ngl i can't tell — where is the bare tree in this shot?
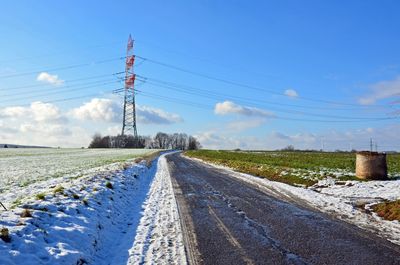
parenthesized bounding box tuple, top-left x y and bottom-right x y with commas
(89, 134, 109, 148)
(188, 136, 201, 150)
(154, 132, 170, 149)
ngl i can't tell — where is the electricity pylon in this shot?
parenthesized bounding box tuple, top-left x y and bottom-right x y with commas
(121, 34, 137, 137)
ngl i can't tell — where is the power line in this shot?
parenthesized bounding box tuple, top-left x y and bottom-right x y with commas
(0, 42, 396, 124)
(0, 72, 121, 91)
(137, 75, 391, 112)
(0, 78, 118, 98)
(0, 40, 123, 63)
(137, 90, 212, 109)
(136, 55, 388, 109)
(0, 80, 119, 104)
(135, 90, 396, 123)
(135, 76, 395, 121)
(138, 75, 346, 110)
(0, 56, 126, 79)
(1, 92, 109, 108)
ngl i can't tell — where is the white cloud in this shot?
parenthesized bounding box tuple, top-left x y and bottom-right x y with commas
(70, 98, 121, 122)
(284, 89, 298, 98)
(20, 123, 71, 137)
(214, 101, 274, 118)
(0, 101, 65, 122)
(37, 72, 64, 86)
(70, 98, 183, 125)
(31, 102, 66, 122)
(0, 97, 184, 147)
(106, 125, 121, 135)
(194, 131, 243, 150)
(0, 102, 79, 147)
(0, 121, 18, 135)
(0, 106, 28, 118)
(359, 76, 400, 105)
(137, 106, 183, 124)
(226, 119, 265, 131)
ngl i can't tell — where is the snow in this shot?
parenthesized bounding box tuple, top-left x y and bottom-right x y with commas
(127, 155, 186, 265)
(188, 156, 400, 246)
(0, 151, 186, 264)
(0, 148, 156, 208)
(312, 178, 400, 201)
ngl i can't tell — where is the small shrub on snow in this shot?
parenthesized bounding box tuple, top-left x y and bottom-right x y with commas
(16, 221, 25, 226)
(105, 182, 113, 189)
(72, 194, 79, 199)
(35, 193, 46, 200)
(53, 186, 64, 194)
(0, 227, 11, 242)
(20, 208, 32, 218)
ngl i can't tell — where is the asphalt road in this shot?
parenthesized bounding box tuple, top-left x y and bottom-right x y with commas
(166, 153, 400, 265)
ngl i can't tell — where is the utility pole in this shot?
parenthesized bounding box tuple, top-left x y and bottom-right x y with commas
(320, 137, 324, 152)
(370, 138, 373, 152)
(121, 34, 138, 137)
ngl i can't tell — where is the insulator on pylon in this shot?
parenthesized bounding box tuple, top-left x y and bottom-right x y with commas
(127, 34, 134, 51)
(126, 55, 135, 69)
(125, 74, 136, 87)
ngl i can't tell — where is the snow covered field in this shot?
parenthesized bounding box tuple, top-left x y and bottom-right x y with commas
(188, 156, 400, 246)
(0, 148, 155, 207)
(0, 150, 186, 264)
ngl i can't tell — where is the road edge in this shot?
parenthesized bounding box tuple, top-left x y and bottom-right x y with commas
(166, 153, 202, 265)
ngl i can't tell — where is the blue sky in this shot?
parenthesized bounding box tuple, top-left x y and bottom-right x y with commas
(0, 1, 399, 150)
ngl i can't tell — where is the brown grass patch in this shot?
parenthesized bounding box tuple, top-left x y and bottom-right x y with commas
(133, 151, 161, 167)
(372, 200, 400, 221)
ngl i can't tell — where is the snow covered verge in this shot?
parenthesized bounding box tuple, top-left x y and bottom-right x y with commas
(127, 154, 186, 265)
(186, 156, 400, 246)
(0, 152, 186, 264)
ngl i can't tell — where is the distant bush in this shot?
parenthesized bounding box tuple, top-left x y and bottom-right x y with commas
(281, 145, 295, 151)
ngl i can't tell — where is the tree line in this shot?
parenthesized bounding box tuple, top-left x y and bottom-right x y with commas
(88, 132, 201, 150)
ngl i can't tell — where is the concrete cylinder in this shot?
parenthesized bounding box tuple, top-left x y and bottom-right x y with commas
(356, 151, 388, 180)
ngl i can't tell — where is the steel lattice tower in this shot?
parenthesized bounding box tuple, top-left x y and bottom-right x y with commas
(121, 34, 137, 137)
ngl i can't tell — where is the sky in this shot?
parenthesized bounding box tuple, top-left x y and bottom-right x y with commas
(0, 0, 399, 150)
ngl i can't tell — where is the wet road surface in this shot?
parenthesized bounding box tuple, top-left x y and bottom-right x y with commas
(166, 153, 400, 265)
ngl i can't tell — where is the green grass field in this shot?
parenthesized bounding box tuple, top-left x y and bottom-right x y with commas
(185, 150, 400, 187)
